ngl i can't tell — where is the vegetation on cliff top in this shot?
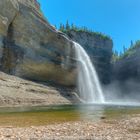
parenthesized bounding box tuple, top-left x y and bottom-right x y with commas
(58, 21, 112, 41)
(113, 40, 140, 62)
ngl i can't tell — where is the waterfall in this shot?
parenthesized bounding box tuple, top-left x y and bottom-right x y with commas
(73, 42, 105, 103)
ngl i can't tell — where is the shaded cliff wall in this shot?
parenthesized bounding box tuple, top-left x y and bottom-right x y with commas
(113, 44, 140, 82)
(65, 30, 113, 84)
(111, 43, 140, 99)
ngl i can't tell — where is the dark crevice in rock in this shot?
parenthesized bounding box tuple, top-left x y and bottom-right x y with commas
(1, 22, 14, 74)
(1, 21, 24, 74)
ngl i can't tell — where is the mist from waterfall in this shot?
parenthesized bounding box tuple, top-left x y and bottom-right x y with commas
(74, 42, 105, 103)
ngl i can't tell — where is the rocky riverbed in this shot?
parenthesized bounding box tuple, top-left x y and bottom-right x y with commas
(0, 114, 139, 140)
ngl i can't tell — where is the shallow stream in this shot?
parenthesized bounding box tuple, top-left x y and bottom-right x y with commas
(0, 104, 139, 127)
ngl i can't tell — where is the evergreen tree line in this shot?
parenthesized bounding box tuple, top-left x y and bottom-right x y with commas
(59, 20, 92, 32)
(113, 40, 140, 61)
(58, 20, 110, 40)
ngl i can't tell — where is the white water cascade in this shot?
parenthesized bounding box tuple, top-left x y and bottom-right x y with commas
(74, 42, 105, 103)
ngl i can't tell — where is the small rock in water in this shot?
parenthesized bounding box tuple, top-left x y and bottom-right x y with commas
(101, 116, 106, 119)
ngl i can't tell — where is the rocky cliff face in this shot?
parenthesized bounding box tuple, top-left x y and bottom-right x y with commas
(110, 47, 140, 98)
(112, 44, 140, 98)
(65, 30, 113, 84)
(0, 0, 115, 106)
(113, 46, 140, 82)
(0, 0, 113, 88)
(0, 0, 76, 86)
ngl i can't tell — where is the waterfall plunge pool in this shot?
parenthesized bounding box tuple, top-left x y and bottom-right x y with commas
(0, 104, 139, 127)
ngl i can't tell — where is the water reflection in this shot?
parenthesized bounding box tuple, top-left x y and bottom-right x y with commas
(78, 104, 105, 121)
(0, 104, 139, 127)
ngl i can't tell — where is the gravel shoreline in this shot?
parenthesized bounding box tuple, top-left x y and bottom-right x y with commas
(0, 114, 139, 140)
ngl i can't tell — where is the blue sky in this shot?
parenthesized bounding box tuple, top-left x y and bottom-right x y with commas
(38, 0, 140, 53)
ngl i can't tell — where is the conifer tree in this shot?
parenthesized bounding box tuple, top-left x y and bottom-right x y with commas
(123, 45, 127, 53)
(130, 40, 133, 47)
(71, 23, 74, 29)
(59, 23, 65, 31)
(66, 20, 70, 30)
(59, 23, 63, 31)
